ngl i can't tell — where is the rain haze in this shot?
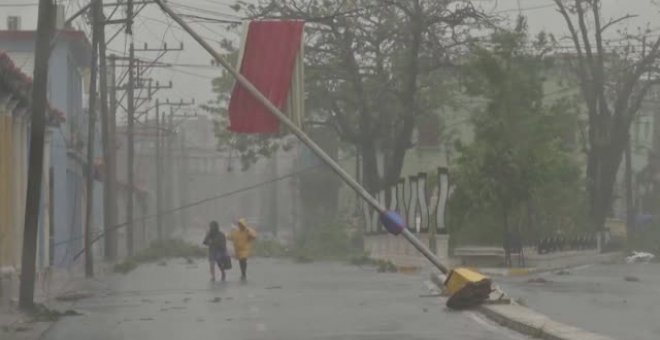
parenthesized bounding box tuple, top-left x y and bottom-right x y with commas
(0, 1, 659, 340)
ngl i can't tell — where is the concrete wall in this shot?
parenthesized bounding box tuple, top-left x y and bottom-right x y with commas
(364, 233, 450, 269)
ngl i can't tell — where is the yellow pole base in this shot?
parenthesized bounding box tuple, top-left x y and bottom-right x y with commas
(444, 267, 492, 310)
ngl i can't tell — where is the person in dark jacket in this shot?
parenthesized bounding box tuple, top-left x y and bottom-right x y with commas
(203, 221, 229, 282)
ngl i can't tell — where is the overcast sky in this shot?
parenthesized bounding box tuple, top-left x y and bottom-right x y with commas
(1, 0, 659, 108)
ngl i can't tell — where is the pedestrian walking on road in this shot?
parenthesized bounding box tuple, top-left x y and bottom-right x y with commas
(203, 221, 230, 282)
(228, 218, 257, 281)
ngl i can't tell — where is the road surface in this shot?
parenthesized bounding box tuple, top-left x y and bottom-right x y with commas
(499, 263, 660, 340)
(41, 258, 527, 340)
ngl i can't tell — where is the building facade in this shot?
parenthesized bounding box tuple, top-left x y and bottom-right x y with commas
(0, 29, 99, 269)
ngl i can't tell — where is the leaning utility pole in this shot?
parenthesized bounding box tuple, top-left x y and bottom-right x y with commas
(84, 0, 102, 278)
(19, 0, 56, 310)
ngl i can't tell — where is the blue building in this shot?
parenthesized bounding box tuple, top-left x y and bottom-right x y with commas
(0, 29, 102, 269)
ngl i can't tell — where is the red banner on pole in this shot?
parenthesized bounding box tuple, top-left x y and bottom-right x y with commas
(228, 20, 304, 134)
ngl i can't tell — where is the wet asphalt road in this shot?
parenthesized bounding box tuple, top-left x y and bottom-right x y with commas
(499, 263, 660, 340)
(41, 258, 527, 340)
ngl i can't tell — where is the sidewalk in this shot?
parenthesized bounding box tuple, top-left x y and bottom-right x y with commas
(429, 272, 616, 340)
(497, 262, 660, 340)
(0, 263, 113, 340)
(478, 251, 623, 277)
(373, 249, 623, 277)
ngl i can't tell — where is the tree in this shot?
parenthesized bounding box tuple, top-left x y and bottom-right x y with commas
(208, 0, 483, 193)
(553, 0, 660, 232)
(449, 18, 583, 244)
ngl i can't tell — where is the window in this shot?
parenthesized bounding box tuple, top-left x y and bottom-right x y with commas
(7, 16, 21, 30)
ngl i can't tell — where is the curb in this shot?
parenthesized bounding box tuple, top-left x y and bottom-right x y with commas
(429, 273, 616, 340)
(478, 303, 615, 340)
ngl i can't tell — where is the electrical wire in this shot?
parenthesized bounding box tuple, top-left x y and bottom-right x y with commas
(69, 152, 356, 261)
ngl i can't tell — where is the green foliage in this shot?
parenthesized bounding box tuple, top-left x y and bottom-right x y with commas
(253, 239, 290, 258)
(113, 239, 206, 274)
(292, 219, 363, 261)
(113, 260, 138, 274)
(450, 18, 586, 244)
(207, 0, 482, 189)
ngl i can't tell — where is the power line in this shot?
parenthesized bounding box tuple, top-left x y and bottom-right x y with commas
(169, 1, 243, 21)
(0, 3, 39, 7)
(71, 152, 357, 261)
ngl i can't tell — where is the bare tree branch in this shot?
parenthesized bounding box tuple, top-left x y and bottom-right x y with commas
(599, 14, 638, 33)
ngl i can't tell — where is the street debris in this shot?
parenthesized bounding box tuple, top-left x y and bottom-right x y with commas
(113, 239, 206, 274)
(141, 298, 153, 303)
(2, 324, 32, 333)
(55, 291, 94, 302)
(29, 304, 83, 322)
(526, 277, 552, 284)
(513, 297, 528, 307)
(139, 317, 154, 321)
(419, 293, 443, 298)
(624, 275, 641, 282)
(625, 251, 655, 264)
(210, 297, 222, 303)
(183, 297, 191, 303)
(265, 285, 282, 290)
(554, 270, 572, 276)
(376, 260, 398, 273)
(13, 326, 31, 332)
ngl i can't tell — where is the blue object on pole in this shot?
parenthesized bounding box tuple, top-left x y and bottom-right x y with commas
(380, 211, 406, 235)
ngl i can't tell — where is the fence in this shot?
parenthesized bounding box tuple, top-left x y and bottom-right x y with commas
(360, 167, 450, 235)
(535, 234, 598, 254)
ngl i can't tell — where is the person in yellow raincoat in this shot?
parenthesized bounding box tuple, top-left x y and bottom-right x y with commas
(228, 218, 257, 281)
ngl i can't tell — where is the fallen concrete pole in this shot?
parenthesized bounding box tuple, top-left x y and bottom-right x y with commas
(153, 0, 490, 309)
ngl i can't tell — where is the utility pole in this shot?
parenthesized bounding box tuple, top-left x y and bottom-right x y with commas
(84, 0, 103, 278)
(126, 41, 136, 256)
(178, 128, 189, 230)
(162, 100, 195, 236)
(625, 139, 634, 236)
(155, 99, 163, 241)
(19, 0, 55, 310)
(111, 43, 178, 247)
(105, 54, 118, 259)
